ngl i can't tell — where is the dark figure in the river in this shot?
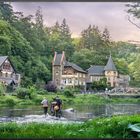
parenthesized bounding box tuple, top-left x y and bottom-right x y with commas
(50, 97, 62, 118)
(55, 96, 62, 117)
(41, 97, 48, 117)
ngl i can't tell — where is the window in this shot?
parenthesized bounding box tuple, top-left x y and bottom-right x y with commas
(63, 79, 66, 84)
(56, 72, 59, 75)
(3, 62, 10, 70)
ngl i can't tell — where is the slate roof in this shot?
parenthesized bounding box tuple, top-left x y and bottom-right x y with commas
(0, 56, 8, 67)
(87, 65, 105, 76)
(65, 61, 87, 73)
(104, 55, 117, 71)
(53, 53, 62, 65)
(0, 77, 15, 85)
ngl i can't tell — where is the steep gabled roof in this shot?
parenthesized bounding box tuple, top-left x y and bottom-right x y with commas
(104, 55, 117, 71)
(0, 56, 8, 67)
(54, 53, 62, 65)
(87, 65, 105, 76)
(0, 56, 16, 72)
(65, 61, 87, 73)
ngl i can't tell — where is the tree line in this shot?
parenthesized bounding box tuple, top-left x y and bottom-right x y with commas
(0, 2, 140, 88)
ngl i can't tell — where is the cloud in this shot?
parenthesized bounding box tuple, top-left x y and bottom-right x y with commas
(11, 2, 140, 41)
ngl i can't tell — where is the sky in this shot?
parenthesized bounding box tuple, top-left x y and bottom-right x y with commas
(11, 2, 140, 42)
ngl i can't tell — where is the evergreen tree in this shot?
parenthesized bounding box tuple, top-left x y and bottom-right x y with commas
(102, 27, 110, 42)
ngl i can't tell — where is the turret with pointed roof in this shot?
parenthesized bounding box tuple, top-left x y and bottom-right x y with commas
(104, 54, 117, 71)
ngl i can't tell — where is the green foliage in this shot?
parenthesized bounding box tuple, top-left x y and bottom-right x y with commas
(28, 86, 37, 99)
(0, 115, 140, 138)
(5, 97, 16, 106)
(0, 2, 139, 89)
(16, 87, 29, 99)
(0, 83, 6, 96)
(91, 78, 110, 91)
(63, 88, 74, 97)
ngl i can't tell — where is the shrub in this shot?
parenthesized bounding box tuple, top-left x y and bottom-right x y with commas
(0, 83, 6, 96)
(16, 87, 29, 99)
(63, 88, 74, 97)
(28, 86, 37, 99)
(5, 98, 16, 106)
(45, 81, 57, 92)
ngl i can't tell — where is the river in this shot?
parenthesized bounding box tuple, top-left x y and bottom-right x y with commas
(0, 104, 140, 123)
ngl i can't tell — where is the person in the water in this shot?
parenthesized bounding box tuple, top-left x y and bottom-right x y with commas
(50, 96, 62, 117)
(41, 97, 48, 117)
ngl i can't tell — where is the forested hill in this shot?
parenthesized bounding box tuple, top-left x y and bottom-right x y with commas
(0, 2, 140, 87)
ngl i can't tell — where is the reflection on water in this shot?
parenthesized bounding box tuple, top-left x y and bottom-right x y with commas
(0, 104, 140, 123)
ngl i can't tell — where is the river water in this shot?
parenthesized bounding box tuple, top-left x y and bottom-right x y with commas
(0, 104, 140, 123)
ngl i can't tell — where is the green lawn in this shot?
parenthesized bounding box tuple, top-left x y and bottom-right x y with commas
(0, 93, 140, 107)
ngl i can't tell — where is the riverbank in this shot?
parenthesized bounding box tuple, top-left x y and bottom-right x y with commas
(0, 114, 139, 138)
(0, 93, 140, 107)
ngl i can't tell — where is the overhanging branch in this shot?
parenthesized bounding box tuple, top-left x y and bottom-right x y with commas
(127, 16, 140, 29)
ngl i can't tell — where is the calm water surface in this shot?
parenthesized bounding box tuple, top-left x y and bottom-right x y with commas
(0, 104, 140, 123)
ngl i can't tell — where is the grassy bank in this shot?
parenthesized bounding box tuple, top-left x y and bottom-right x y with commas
(0, 93, 140, 107)
(0, 114, 140, 138)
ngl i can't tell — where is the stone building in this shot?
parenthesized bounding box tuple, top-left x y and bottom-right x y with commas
(0, 56, 21, 87)
(52, 52, 130, 89)
(52, 51, 87, 89)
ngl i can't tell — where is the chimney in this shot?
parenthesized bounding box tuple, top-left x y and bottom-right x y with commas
(61, 51, 65, 64)
(52, 51, 57, 65)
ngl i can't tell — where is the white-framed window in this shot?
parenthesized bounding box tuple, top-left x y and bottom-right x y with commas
(83, 81, 85, 85)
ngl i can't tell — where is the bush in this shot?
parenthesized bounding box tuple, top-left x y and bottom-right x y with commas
(28, 86, 37, 99)
(0, 83, 6, 96)
(91, 78, 110, 91)
(16, 87, 29, 99)
(5, 98, 16, 106)
(63, 88, 74, 97)
(45, 81, 57, 92)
